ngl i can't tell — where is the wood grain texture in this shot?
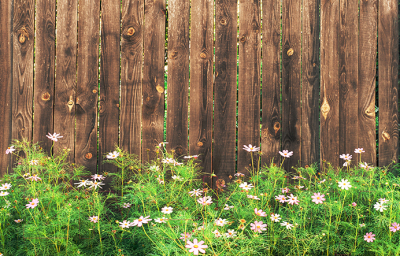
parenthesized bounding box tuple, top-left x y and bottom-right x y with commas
(121, 0, 144, 158)
(99, 0, 121, 173)
(359, 0, 377, 165)
(214, 0, 237, 183)
(189, 0, 213, 175)
(261, 0, 281, 167)
(320, 0, 339, 169)
(54, 0, 78, 162)
(237, 0, 261, 174)
(282, 0, 301, 171)
(142, 0, 166, 162)
(76, 0, 100, 172)
(339, 0, 359, 166)
(166, 0, 190, 158)
(33, 0, 55, 154)
(12, 0, 34, 144)
(0, 0, 13, 175)
(378, 0, 398, 166)
(301, 0, 320, 167)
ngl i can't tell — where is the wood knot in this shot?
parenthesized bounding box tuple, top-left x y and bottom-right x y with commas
(287, 48, 294, 56)
(85, 153, 93, 159)
(169, 51, 178, 59)
(67, 96, 74, 111)
(92, 90, 97, 93)
(127, 27, 135, 36)
(41, 92, 50, 101)
(175, 147, 184, 155)
(273, 122, 280, 134)
(18, 27, 29, 44)
(220, 19, 227, 25)
(19, 34, 26, 44)
(382, 131, 390, 142)
(156, 85, 164, 93)
(240, 36, 246, 43)
(200, 52, 206, 59)
(197, 141, 203, 147)
(321, 98, 330, 120)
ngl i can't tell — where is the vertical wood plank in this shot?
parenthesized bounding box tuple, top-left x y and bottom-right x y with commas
(261, 0, 281, 167)
(121, 0, 144, 158)
(339, 0, 359, 166)
(320, 0, 339, 169)
(166, 0, 190, 158)
(12, 0, 34, 144)
(214, 0, 237, 182)
(282, 0, 301, 170)
(33, 0, 56, 154)
(0, 0, 13, 174)
(99, 0, 121, 173)
(378, 0, 398, 166)
(142, 0, 166, 162)
(189, 0, 213, 174)
(54, 0, 78, 162)
(301, 0, 320, 167)
(237, 0, 261, 174)
(359, 0, 377, 165)
(76, 0, 100, 172)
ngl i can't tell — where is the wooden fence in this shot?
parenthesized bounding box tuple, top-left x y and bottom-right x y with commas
(0, 0, 398, 184)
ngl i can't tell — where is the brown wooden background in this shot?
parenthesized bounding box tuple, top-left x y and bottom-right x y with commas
(0, 0, 398, 184)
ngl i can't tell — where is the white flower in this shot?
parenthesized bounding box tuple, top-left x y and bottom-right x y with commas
(359, 162, 372, 170)
(234, 172, 245, 177)
(225, 229, 237, 238)
(162, 158, 175, 164)
(359, 223, 366, 228)
(239, 182, 254, 191)
(161, 206, 173, 214)
(339, 154, 352, 161)
(343, 160, 351, 167)
(5, 146, 15, 154)
(215, 218, 228, 227)
(374, 202, 387, 212)
(74, 179, 90, 188)
(158, 142, 168, 148)
(243, 144, 260, 152)
(280, 221, 294, 230)
(157, 175, 164, 184)
(154, 217, 167, 223)
(275, 195, 287, 203)
(0, 191, 9, 196)
(88, 181, 105, 190)
(279, 150, 293, 158)
(379, 198, 389, 204)
(254, 208, 267, 217)
(338, 179, 352, 190)
(270, 214, 281, 222)
(149, 165, 160, 172)
(122, 203, 131, 208)
(106, 151, 119, 159)
(185, 239, 208, 255)
(197, 196, 213, 206)
(29, 160, 39, 166)
(250, 221, 267, 233)
(281, 187, 290, 193)
(224, 204, 234, 210)
(91, 174, 105, 181)
(354, 148, 365, 154)
(171, 175, 183, 181)
(247, 194, 260, 200)
(184, 155, 199, 159)
(212, 229, 222, 237)
(189, 189, 203, 197)
(119, 220, 133, 228)
(14, 219, 23, 223)
(318, 179, 326, 184)
(46, 132, 63, 142)
(0, 183, 12, 190)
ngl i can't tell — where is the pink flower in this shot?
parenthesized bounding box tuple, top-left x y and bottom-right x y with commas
(287, 194, 299, 205)
(364, 232, 375, 243)
(27, 174, 41, 181)
(390, 223, 400, 232)
(250, 221, 267, 233)
(197, 196, 213, 206)
(14, 219, 23, 223)
(243, 144, 260, 152)
(352, 202, 357, 207)
(26, 198, 39, 209)
(185, 239, 208, 255)
(281, 187, 290, 193)
(89, 216, 99, 223)
(275, 195, 287, 203)
(180, 232, 192, 240)
(91, 174, 105, 181)
(131, 216, 152, 227)
(254, 208, 267, 217)
(311, 193, 325, 204)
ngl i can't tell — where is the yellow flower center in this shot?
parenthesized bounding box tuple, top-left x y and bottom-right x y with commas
(139, 219, 142, 222)
(317, 197, 320, 200)
(194, 245, 198, 248)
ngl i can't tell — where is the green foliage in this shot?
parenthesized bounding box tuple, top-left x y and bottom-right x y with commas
(1, 141, 400, 255)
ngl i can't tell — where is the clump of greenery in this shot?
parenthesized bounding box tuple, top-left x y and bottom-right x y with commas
(0, 139, 399, 255)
